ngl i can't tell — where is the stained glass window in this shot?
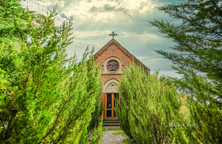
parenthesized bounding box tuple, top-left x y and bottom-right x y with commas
(107, 60, 119, 71)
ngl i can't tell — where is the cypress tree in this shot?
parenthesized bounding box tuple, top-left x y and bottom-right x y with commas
(0, 2, 103, 143)
(116, 63, 181, 144)
(87, 82, 104, 134)
(150, 0, 222, 143)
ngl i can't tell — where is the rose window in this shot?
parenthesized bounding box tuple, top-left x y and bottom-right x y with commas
(107, 60, 119, 71)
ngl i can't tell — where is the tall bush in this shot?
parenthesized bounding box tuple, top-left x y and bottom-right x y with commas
(0, 3, 102, 143)
(87, 84, 104, 133)
(150, 0, 222, 143)
(116, 63, 181, 144)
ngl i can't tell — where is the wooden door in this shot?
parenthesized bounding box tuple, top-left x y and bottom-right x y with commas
(105, 93, 119, 119)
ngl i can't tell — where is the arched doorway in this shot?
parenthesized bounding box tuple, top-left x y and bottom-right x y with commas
(103, 79, 120, 119)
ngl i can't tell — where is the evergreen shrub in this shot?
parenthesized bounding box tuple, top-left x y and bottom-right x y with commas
(150, 0, 222, 143)
(0, 2, 103, 143)
(116, 63, 181, 144)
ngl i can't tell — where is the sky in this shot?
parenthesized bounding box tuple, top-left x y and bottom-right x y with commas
(20, 0, 185, 79)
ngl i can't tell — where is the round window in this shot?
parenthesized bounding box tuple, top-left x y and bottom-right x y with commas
(107, 60, 119, 71)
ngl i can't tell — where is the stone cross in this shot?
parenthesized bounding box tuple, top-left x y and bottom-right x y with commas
(109, 31, 117, 39)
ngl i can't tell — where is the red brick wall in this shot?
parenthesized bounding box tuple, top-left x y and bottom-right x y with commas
(101, 75, 122, 84)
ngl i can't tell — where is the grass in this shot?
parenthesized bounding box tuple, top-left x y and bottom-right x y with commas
(102, 127, 108, 131)
(112, 130, 126, 136)
(111, 127, 121, 131)
(102, 127, 121, 131)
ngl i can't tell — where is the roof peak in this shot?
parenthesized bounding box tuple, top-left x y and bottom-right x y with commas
(94, 38, 150, 72)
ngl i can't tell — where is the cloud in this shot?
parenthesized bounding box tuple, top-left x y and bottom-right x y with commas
(19, 0, 183, 74)
(21, 0, 157, 21)
(137, 56, 150, 60)
(89, 4, 131, 17)
(71, 30, 112, 39)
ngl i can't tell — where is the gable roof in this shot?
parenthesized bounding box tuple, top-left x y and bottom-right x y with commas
(94, 38, 150, 72)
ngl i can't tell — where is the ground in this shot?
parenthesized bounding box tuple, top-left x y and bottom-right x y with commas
(99, 130, 127, 144)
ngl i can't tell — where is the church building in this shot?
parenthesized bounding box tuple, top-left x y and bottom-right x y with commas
(94, 32, 150, 119)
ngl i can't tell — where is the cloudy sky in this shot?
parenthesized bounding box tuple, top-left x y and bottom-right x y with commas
(20, 0, 184, 79)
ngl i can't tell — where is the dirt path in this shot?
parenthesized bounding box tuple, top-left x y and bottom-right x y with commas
(99, 130, 127, 144)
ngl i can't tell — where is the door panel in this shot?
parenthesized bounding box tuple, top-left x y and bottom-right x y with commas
(107, 94, 112, 108)
(106, 94, 112, 118)
(106, 110, 112, 117)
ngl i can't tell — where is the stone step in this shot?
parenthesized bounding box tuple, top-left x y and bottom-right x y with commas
(103, 123, 119, 125)
(103, 121, 119, 123)
(103, 122, 119, 125)
(102, 119, 119, 121)
(100, 119, 120, 127)
(103, 123, 120, 126)
(102, 121, 119, 124)
(102, 126, 120, 130)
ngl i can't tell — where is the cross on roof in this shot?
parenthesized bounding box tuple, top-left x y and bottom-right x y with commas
(109, 31, 117, 39)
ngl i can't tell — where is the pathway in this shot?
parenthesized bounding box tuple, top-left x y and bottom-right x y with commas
(99, 130, 127, 144)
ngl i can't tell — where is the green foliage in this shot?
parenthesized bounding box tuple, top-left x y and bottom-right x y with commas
(115, 101, 133, 139)
(89, 118, 103, 144)
(0, 2, 102, 144)
(123, 138, 137, 144)
(150, 0, 222, 143)
(102, 128, 108, 131)
(87, 82, 104, 133)
(112, 130, 126, 136)
(0, 0, 28, 43)
(159, 74, 174, 87)
(116, 63, 181, 144)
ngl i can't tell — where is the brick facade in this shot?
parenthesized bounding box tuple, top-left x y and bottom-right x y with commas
(94, 38, 150, 119)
